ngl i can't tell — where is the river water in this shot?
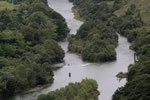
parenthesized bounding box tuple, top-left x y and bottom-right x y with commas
(11, 0, 135, 100)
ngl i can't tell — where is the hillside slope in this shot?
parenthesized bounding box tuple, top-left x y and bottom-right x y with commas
(114, 0, 150, 30)
(0, 1, 18, 11)
(112, 0, 150, 99)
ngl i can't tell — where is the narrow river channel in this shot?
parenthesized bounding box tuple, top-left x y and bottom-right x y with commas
(11, 0, 135, 100)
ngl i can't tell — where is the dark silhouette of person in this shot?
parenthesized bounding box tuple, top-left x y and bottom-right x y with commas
(69, 72, 71, 77)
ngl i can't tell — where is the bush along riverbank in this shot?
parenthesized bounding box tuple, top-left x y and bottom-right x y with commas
(111, 0, 150, 99)
(69, 0, 150, 99)
(0, 0, 69, 97)
(68, 0, 118, 62)
(37, 79, 100, 100)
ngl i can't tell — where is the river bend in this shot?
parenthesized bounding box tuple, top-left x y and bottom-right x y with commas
(12, 0, 134, 100)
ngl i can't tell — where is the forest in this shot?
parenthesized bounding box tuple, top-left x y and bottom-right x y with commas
(68, 0, 118, 62)
(0, 0, 150, 99)
(37, 79, 100, 100)
(0, 0, 69, 96)
(112, 0, 150, 99)
(69, 0, 150, 99)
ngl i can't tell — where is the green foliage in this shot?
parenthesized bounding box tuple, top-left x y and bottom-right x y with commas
(69, 0, 150, 99)
(37, 79, 100, 100)
(116, 72, 127, 79)
(112, 0, 150, 99)
(0, 0, 68, 96)
(68, 0, 117, 62)
(110, 0, 149, 52)
(72, 7, 85, 22)
(0, 1, 18, 11)
(113, 74, 150, 100)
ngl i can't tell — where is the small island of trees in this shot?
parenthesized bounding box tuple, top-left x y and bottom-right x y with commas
(37, 79, 100, 100)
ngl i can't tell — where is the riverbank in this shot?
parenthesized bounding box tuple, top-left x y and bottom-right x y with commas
(70, 0, 150, 99)
(10, 0, 134, 100)
(68, 0, 118, 62)
(0, 0, 69, 97)
(72, 7, 85, 22)
(112, 0, 150, 99)
(37, 79, 100, 100)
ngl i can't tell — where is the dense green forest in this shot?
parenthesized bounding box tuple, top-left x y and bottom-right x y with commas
(37, 79, 100, 100)
(112, 0, 150, 99)
(68, 0, 118, 62)
(0, 0, 150, 99)
(69, 0, 150, 99)
(0, 0, 69, 96)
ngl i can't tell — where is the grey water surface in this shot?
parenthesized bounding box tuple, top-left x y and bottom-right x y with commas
(11, 0, 134, 100)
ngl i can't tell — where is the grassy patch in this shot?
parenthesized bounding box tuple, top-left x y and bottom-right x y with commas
(0, 1, 18, 11)
(72, 7, 85, 22)
(105, 1, 114, 7)
(116, 72, 127, 79)
(114, 0, 150, 30)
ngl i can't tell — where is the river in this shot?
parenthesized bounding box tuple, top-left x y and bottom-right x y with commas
(11, 0, 134, 100)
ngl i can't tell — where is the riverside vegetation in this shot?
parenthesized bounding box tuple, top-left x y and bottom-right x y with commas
(69, 0, 150, 99)
(37, 79, 100, 100)
(0, 0, 150, 99)
(112, 0, 150, 99)
(68, 0, 118, 62)
(0, 0, 69, 96)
